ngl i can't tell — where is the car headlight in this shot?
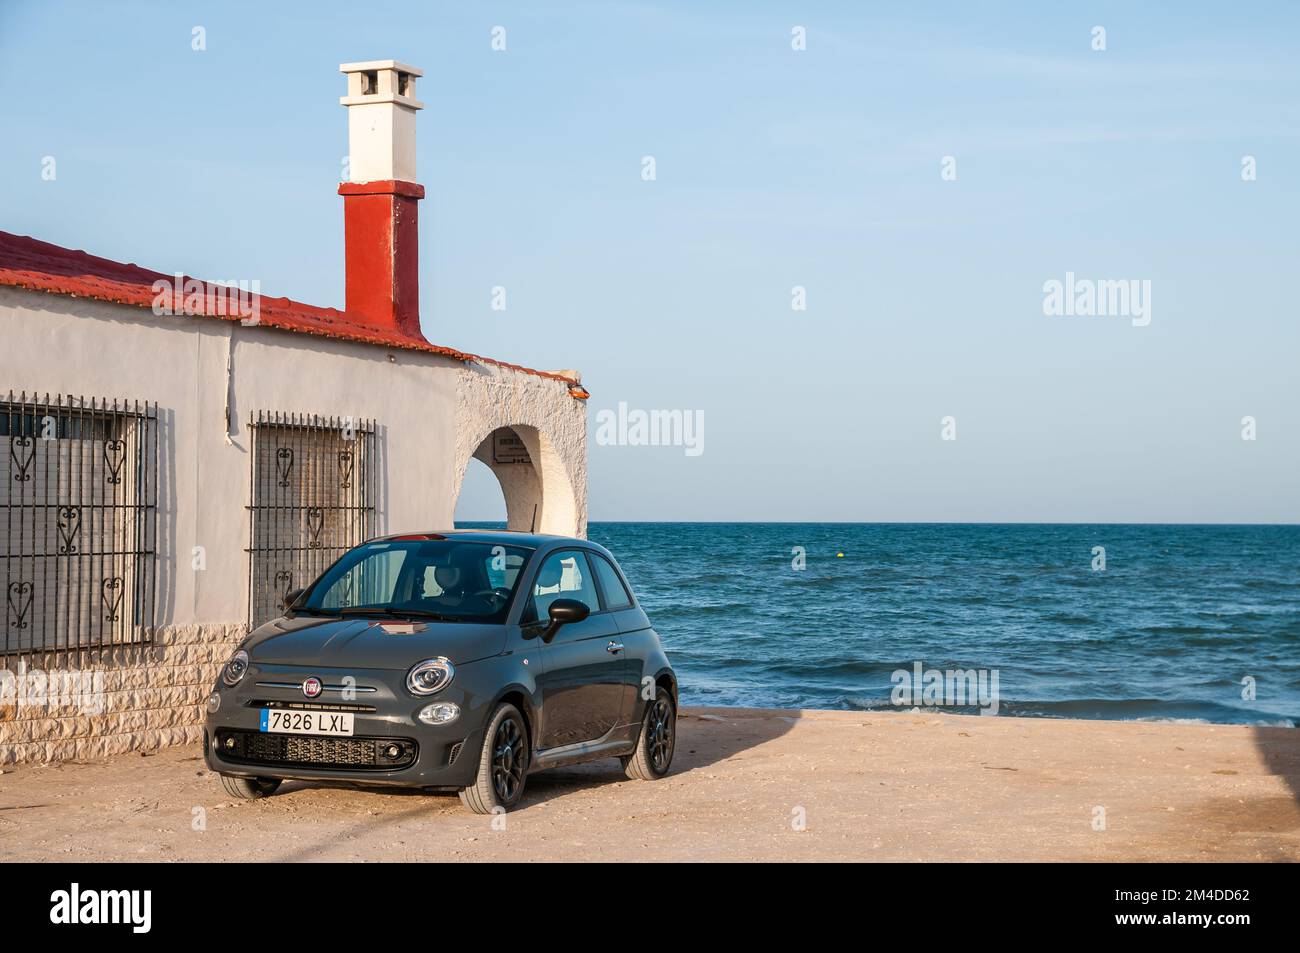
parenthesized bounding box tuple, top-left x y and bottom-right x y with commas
(406, 657, 454, 696)
(222, 649, 249, 687)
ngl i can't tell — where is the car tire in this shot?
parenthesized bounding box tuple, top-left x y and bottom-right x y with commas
(458, 702, 529, 815)
(623, 687, 675, 781)
(220, 774, 282, 799)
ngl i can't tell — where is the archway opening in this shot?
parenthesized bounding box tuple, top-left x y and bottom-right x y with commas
(453, 456, 507, 528)
(453, 424, 580, 537)
(459, 426, 543, 532)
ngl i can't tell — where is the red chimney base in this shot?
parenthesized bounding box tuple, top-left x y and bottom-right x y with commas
(339, 179, 425, 340)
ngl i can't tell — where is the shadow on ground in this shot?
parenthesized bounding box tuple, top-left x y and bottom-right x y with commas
(263, 706, 794, 860)
(1254, 725, 1300, 806)
(519, 707, 795, 808)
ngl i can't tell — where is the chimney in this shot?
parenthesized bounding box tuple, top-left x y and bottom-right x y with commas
(338, 60, 425, 339)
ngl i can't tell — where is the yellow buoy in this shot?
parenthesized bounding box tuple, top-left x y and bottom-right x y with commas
(836, 552, 844, 558)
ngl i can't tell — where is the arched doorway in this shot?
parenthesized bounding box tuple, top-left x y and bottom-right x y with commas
(454, 424, 580, 536)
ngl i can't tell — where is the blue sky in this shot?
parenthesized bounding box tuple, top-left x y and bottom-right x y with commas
(3, 1, 1297, 522)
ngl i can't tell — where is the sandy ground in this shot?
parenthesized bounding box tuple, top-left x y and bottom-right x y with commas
(1, 707, 1297, 862)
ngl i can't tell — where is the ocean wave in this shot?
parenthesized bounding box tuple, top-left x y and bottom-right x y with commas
(1134, 716, 1294, 728)
(766, 696, 1298, 727)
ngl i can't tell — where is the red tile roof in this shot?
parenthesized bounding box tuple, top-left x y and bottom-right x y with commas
(0, 230, 584, 392)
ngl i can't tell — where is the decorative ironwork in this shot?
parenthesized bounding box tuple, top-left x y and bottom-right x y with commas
(276, 447, 294, 487)
(305, 507, 325, 548)
(102, 577, 124, 623)
(2, 392, 159, 660)
(57, 505, 81, 554)
(7, 582, 32, 630)
(246, 411, 376, 628)
(10, 435, 33, 482)
(103, 438, 126, 485)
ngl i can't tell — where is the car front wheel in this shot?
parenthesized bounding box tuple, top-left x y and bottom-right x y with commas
(458, 702, 529, 815)
(220, 775, 282, 799)
(622, 687, 675, 780)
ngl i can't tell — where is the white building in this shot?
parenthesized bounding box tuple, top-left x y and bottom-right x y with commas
(0, 60, 588, 765)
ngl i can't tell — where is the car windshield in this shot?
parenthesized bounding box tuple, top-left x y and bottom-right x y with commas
(298, 537, 533, 624)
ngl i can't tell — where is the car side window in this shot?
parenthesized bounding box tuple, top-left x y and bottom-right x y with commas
(590, 554, 633, 609)
(528, 550, 600, 621)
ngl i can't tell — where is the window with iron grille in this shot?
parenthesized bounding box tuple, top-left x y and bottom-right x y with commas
(2, 393, 159, 660)
(247, 411, 377, 628)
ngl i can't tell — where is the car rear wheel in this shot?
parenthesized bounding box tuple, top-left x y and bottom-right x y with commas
(220, 774, 282, 799)
(458, 702, 529, 815)
(622, 687, 675, 780)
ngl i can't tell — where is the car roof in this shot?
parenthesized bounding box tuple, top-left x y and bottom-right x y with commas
(368, 529, 592, 552)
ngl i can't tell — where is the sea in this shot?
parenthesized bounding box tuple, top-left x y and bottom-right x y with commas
(463, 522, 1300, 726)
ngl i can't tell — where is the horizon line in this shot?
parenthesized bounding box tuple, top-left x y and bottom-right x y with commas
(457, 519, 1300, 527)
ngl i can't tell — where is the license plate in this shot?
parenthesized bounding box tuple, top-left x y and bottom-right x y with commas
(259, 709, 354, 737)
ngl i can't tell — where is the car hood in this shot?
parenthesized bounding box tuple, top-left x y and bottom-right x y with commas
(244, 614, 506, 669)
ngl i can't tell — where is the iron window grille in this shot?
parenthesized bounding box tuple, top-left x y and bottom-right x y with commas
(2, 392, 159, 661)
(246, 411, 377, 628)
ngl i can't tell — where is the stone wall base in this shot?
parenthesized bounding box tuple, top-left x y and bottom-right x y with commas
(0, 624, 246, 766)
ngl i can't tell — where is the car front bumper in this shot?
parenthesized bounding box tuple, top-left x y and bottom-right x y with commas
(202, 663, 485, 790)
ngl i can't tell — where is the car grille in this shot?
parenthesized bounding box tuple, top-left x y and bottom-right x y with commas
(247, 699, 378, 713)
(215, 730, 417, 770)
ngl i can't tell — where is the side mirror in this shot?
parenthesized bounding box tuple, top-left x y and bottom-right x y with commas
(538, 598, 590, 642)
(283, 588, 306, 611)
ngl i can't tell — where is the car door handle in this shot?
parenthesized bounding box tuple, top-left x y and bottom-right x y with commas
(606, 641, 624, 654)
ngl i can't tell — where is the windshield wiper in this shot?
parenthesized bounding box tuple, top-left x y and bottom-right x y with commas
(334, 606, 458, 622)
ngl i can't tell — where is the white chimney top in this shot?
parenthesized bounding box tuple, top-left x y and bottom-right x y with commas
(339, 60, 424, 184)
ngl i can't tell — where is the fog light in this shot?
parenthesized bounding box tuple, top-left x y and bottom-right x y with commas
(206, 692, 221, 713)
(418, 702, 460, 726)
(224, 736, 237, 750)
(384, 744, 401, 759)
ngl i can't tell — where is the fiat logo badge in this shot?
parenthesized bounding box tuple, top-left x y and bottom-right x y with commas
(302, 677, 323, 698)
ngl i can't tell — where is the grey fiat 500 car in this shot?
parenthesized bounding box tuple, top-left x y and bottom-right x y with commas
(203, 531, 677, 814)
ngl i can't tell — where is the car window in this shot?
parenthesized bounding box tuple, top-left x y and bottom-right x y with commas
(591, 553, 633, 609)
(317, 548, 406, 608)
(529, 550, 600, 620)
(425, 546, 525, 595)
(304, 538, 533, 623)
(486, 546, 527, 590)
